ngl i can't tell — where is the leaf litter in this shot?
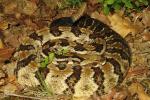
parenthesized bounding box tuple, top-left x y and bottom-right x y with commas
(0, 0, 150, 100)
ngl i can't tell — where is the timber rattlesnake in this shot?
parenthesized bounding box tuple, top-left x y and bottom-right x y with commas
(6, 15, 131, 98)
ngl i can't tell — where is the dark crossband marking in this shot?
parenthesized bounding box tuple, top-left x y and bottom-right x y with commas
(106, 48, 130, 62)
(106, 38, 131, 56)
(93, 22, 106, 33)
(74, 16, 87, 28)
(18, 44, 35, 51)
(92, 43, 104, 52)
(59, 39, 69, 46)
(42, 41, 56, 55)
(14, 54, 36, 75)
(64, 66, 82, 94)
(55, 54, 70, 59)
(71, 26, 82, 37)
(74, 43, 86, 51)
(106, 58, 123, 83)
(42, 41, 56, 49)
(42, 49, 50, 56)
(89, 20, 100, 31)
(50, 17, 73, 36)
(56, 61, 68, 70)
(84, 16, 93, 28)
(92, 67, 105, 95)
(89, 33, 105, 39)
(29, 32, 43, 41)
(72, 54, 85, 61)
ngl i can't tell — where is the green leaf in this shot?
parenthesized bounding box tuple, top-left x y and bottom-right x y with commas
(116, 0, 122, 3)
(45, 56, 49, 65)
(125, 1, 133, 8)
(113, 3, 121, 11)
(48, 52, 55, 63)
(103, 5, 110, 15)
(138, 0, 148, 5)
(98, 0, 104, 3)
(62, 47, 68, 54)
(56, 47, 68, 55)
(36, 71, 53, 96)
(41, 62, 46, 68)
(106, 0, 115, 4)
(135, 1, 140, 7)
(143, 0, 148, 5)
(40, 52, 55, 68)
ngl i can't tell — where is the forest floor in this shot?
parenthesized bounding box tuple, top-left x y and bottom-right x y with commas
(0, 0, 150, 100)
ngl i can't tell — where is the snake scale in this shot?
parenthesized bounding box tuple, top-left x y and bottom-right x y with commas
(8, 15, 131, 98)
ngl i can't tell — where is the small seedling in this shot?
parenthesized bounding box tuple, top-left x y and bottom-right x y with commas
(40, 52, 55, 68)
(98, 0, 149, 15)
(56, 47, 69, 55)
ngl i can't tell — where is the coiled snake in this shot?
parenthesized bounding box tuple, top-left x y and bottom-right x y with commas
(8, 15, 131, 98)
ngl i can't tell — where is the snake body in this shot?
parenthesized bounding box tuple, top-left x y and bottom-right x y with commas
(10, 15, 131, 98)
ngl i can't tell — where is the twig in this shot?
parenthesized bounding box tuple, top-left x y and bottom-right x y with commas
(3, 93, 57, 100)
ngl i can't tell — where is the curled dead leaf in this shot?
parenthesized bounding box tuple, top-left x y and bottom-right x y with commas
(0, 20, 9, 30)
(91, 11, 110, 25)
(0, 48, 14, 63)
(126, 67, 149, 79)
(142, 10, 150, 27)
(3, 2, 17, 14)
(142, 29, 150, 41)
(0, 39, 4, 48)
(72, 2, 87, 22)
(3, 83, 18, 94)
(128, 83, 150, 100)
(17, 0, 37, 15)
(43, 0, 60, 9)
(108, 14, 139, 38)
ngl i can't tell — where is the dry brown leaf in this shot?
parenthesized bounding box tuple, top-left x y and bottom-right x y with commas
(3, 29, 27, 48)
(3, 83, 18, 94)
(91, 11, 110, 25)
(3, 2, 17, 14)
(30, 0, 39, 4)
(126, 67, 149, 78)
(0, 20, 9, 30)
(73, 2, 87, 22)
(43, 0, 60, 9)
(142, 29, 150, 41)
(87, 0, 98, 6)
(128, 83, 150, 100)
(17, 0, 37, 15)
(142, 10, 150, 27)
(0, 39, 4, 48)
(108, 14, 139, 38)
(0, 48, 14, 63)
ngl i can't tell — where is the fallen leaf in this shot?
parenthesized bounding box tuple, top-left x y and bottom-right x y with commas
(0, 79, 5, 86)
(91, 11, 110, 25)
(0, 48, 14, 63)
(128, 83, 150, 100)
(72, 2, 87, 22)
(0, 20, 9, 30)
(0, 39, 4, 48)
(108, 14, 139, 38)
(142, 10, 150, 27)
(142, 29, 150, 41)
(3, 2, 17, 14)
(30, 0, 39, 4)
(126, 67, 149, 78)
(43, 0, 60, 9)
(17, 0, 37, 15)
(3, 83, 18, 94)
